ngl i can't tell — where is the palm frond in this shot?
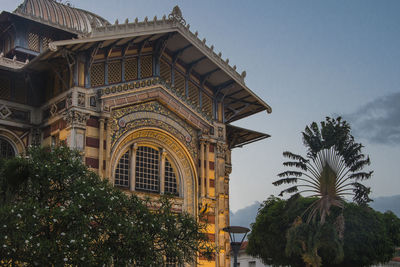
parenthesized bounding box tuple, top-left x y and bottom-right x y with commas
(273, 178, 298, 186)
(277, 170, 303, 178)
(278, 186, 299, 196)
(282, 152, 308, 163)
(348, 171, 373, 180)
(283, 161, 308, 171)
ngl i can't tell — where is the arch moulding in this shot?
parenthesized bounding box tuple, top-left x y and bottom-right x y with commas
(109, 127, 198, 217)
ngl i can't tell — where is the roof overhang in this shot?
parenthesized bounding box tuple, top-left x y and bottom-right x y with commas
(36, 16, 271, 123)
(226, 124, 270, 149)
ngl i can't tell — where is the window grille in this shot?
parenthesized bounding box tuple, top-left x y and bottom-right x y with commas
(141, 55, 153, 78)
(125, 58, 138, 81)
(0, 138, 15, 159)
(42, 35, 53, 51)
(90, 63, 105, 87)
(164, 158, 178, 195)
(14, 79, 27, 104)
(202, 92, 213, 118)
(160, 59, 171, 83)
(28, 32, 40, 52)
(174, 70, 185, 96)
(0, 76, 11, 100)
(115, 151, 130, 187)
(135, 146, 160, 193)
(108, 60, 122, 84)
(188, 81, 199, 107)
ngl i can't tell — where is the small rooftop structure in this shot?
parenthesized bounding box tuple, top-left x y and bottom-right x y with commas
(13, 0, 110, 34)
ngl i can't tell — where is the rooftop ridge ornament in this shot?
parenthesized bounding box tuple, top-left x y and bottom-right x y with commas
(168, 5, 186, 26)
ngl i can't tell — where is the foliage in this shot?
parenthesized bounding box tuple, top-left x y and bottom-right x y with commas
(273, 117, 373, 224)
(0, 145, 211, 266)
(246, 195, 310, 267)
(247, 196, 400, 267)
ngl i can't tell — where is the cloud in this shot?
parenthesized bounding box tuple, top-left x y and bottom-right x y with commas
(344, 92, 400, 145)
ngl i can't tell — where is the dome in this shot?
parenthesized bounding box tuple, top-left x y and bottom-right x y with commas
(14, 0, 110, 34)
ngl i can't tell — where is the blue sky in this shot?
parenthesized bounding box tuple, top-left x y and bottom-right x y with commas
(4, 0, 400, 211)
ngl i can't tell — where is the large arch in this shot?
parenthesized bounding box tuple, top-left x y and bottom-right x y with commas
(109, 127, 198, 216)
(0, 128, 26, 156)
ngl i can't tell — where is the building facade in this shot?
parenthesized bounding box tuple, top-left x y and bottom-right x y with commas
(0, 1, 271, 266)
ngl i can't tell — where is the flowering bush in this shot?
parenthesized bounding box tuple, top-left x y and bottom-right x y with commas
(0, 145, 212, 266)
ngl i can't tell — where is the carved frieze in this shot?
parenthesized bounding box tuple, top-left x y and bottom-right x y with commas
(110, 101, 198, 160)
(62, 109, 90, 128)
(216, 142, 228, 159)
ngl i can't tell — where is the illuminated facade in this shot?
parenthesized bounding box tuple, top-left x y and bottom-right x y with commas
(0, 1, 271, 266)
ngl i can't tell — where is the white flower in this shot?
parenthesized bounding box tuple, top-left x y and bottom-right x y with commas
(4, 235, 7, 239)
(25, 240, 29, 244)
(37, 243, 40, 247)
(63, 258, 68, 262)
(3, 244, 7, 248)
(70, 240, 75, 243)
(53, 219, 57, 222)
(3, 225, 6, 228)
(17, 214, 21, 218)
(61, 232, 66, 236)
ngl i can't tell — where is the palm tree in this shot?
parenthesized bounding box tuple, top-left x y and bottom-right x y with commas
(273, 117, 372, 224)
(274, 117, 372, 267)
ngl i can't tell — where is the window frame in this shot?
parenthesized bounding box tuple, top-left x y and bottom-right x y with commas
(113, 143, 180, 196)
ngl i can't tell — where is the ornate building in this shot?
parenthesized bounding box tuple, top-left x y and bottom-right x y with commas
(0, 1, 271, 266)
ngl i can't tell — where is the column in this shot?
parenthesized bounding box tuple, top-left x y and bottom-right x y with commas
(160, 149, 167, 194)
(105, 118, 111, 180)
(98, 118, 105, 178)
(205, 141, 210, 198)
(200, 140, 205, 198)
(129, 143, 137, 191)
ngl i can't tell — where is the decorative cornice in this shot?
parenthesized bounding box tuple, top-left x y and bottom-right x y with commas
(0, 53, 27, 69)
(97, 76, 213, 123)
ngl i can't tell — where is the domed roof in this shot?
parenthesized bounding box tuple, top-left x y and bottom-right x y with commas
(14, 0, 110, 34)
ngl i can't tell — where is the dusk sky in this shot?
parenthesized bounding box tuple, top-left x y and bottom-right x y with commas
(3, 0, 399, 212)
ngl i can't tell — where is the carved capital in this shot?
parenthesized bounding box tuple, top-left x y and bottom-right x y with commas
(216, 142, 228, 159)
(62, 110, 90, 128)
(225, 163, 232, 177)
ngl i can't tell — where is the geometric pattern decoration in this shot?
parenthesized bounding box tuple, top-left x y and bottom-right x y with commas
(135, 146, 160, 193)
(174, 70, 185, 96)
(160, 59, 171, 83)
(201, 91, 213, 118)
(164, 158, 178, 195)
(0, 105, 12, 119)
(108, 60, 122, 84)
(0, 137, 15, 159)
(90, 62, 105, 87)
(0, 76, 11, 100)
(188, 81, 199, 107)
(125, 57, 138, 81)
(115, 151, 130, 187)
(141, 55, 153, 78)
(28, 31, 40, 52)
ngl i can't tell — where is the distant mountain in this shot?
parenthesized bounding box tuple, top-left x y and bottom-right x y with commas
(230, 195, 400, 232)
(370, 195, 400, 217)
(230, 202, 262, 230)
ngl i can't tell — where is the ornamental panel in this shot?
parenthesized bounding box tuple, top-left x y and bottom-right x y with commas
(28, 32, 40, 52)
(174, 70, 185, 96)
(188, 81, 199, 107)
(108, 60, 122, 84)
(141, 55, 153, 78)
(91, 63, 105, 87)
(160, 59, 171, 83)
(202, 91, 213, 118)
(0, 76, 11, 100)
(125, 58, 138, 81)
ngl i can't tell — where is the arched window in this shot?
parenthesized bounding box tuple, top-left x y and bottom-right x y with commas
(114, 145, 179, 196)
(0, 137, 15, 159)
